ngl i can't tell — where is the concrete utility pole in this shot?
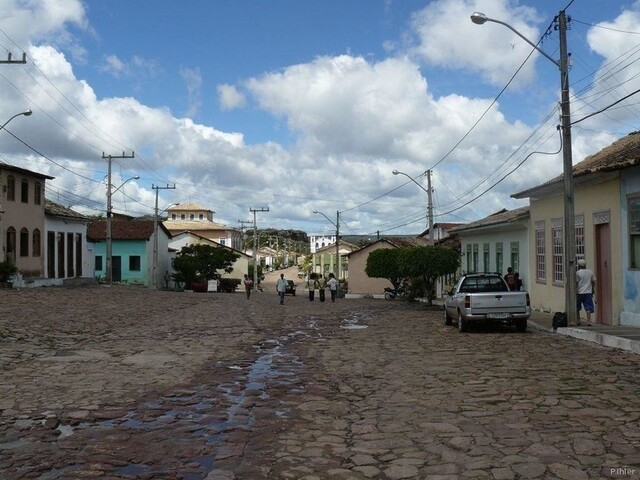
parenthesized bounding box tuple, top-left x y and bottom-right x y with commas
(250, 207, 269, 291)
(152, 184, 175, 289)
(558, 11, 577, 326)
(102, 151, 135, 285)
(335, 211, 340, 282)
(427, 170, 434, 244)
(471, 10, 576, 324)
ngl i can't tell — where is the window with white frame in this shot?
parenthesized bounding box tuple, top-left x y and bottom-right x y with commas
(510, 242, 519, 273)
(629, 195, 640, 269)
(466, 244, 472, 273)
(575, 215, 585, 262)
(535, 221, 545, 282)
(483, 243, 490, 272)
(219, 238, 226, 246)
(552, 219, 563, 284)
(472, 243, 479, 273)
(495, 242, 503, 275)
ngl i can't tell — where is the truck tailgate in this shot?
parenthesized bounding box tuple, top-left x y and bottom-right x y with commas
(470, 293, 528, 313)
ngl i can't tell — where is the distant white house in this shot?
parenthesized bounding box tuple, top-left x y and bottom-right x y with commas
(169, 231, 252, 281)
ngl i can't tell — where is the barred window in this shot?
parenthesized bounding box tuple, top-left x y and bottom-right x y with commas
(575, 215, 585, 262)
(552, 223, 563, 284)
(629, 196, 640, 268)
(536, 225, 546, 282)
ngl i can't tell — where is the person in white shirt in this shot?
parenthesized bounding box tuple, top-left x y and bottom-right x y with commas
(276, 274, 287, 305)
(576, 259, 596, 326)
(326, 273, 339, 303)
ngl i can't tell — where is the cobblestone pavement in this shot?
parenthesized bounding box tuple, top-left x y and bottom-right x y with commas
(1, 280, 640, 479)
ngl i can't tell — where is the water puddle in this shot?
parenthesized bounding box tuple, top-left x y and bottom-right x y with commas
(341, 311, 371, 330)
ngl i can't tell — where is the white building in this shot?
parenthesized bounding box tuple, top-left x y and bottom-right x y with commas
(309, 234, 336, 254)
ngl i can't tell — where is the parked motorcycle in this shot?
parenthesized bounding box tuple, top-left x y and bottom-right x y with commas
(384, 287, 397, 301)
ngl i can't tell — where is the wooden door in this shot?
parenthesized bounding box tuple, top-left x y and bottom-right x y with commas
(595, 223, 612, 324)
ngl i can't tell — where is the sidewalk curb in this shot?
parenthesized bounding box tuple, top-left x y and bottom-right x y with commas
(529, 320, 640, 355)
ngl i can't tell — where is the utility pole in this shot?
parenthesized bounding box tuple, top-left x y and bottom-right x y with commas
(102, 151, 135, 285)
(427, 170, 434, 244)
(152, 184, 175, 289)
(250, 207, 269, 291)
(558, 10, 577, 326)
(238, 219, 252, 252)
(335, 210, 340, 283)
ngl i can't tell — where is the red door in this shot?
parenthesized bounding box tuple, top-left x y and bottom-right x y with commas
(595, 223, 612, 324)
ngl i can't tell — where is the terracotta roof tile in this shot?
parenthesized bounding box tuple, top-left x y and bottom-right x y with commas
(88, 219, 169, 241)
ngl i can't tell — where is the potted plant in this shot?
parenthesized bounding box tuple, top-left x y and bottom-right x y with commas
(0, 261, 17, 287)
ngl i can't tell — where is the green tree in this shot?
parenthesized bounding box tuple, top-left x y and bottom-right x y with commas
(172, 244, 240, 288)
(365, 248, 405, 290)
(398, 246, 459, 305)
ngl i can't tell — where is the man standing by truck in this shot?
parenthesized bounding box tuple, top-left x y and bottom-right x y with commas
(576, 259, 596, 326)
(504, 267, 517, 291)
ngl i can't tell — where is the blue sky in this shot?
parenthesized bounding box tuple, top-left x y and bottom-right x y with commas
(2, 0, 640, 237)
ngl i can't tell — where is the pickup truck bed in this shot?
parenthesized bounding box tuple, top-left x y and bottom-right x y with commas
(444, 273, 531, 332)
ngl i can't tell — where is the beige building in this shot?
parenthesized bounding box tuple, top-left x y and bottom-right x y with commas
(346, 237, 429, 295)
(0, 163, 53, 276)
(164, 202, 242, 250)
(513, 147, 623, 325)
(312, 240, 357, 281)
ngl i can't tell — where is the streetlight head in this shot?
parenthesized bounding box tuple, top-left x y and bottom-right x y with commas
(22, 109, 32, 117)
(312, 210, 319, 214)
(133, 176, 140, 180)
(392, 170, 399, 175)
(470, 12, 488, 25)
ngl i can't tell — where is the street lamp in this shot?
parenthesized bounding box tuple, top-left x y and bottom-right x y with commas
(471, 10, 576, 324)
(106, 175, 140, 285)
(153, 202, 179, 289)
(393, 169, 433, 243)
(0, 109, 32, 131)
(313, 209, 340, 284)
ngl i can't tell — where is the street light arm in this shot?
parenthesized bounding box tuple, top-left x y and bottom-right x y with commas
(392, 170, 430, 195)
(313, 209, 336, 227)
(0, 109, 32, 131)
(470, 12, 560, 68)
(112, 175, 140, 194)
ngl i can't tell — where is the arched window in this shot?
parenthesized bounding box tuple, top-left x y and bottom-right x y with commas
(21, 179, 28, 203)
(6, 227, 16, 258)
(34, 182, 42, 205)
(189, 213, 195, 220)
(20, 228, 29, 257)
(32, 229, 41, 256)
(6, 176, 15, 201)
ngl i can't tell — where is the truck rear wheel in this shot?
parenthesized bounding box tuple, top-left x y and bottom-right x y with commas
(458, 311, 468, 332)
(515, 319, 527, 332)
(444, 308, 453, 325)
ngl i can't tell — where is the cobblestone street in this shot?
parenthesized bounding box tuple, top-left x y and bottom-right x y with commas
(1, 282, 639, 479)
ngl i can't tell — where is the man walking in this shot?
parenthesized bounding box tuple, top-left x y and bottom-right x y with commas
(576, 259, 596, 326)
(276, 273, 287, 305)
(326, 273, 339, 303)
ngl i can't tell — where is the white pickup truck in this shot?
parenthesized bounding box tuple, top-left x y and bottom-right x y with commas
(444, 273, 531, 332)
